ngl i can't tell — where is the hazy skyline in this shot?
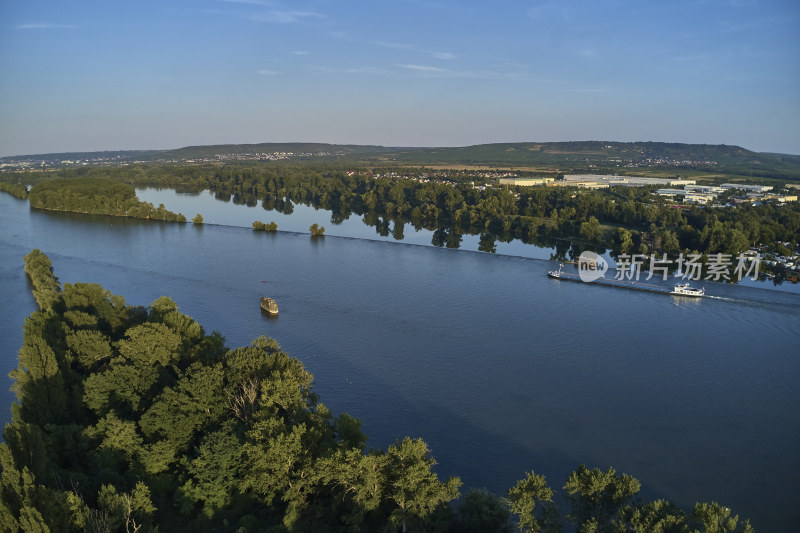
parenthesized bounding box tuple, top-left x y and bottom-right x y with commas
(1, 0, 798, 156)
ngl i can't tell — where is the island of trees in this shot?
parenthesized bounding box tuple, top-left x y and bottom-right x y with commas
(27, 177, 186, 222)
(253, 220, 278, 232)
(0, 250, 755, 532)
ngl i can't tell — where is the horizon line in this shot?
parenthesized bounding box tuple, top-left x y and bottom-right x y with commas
(3, 139, 796, 159)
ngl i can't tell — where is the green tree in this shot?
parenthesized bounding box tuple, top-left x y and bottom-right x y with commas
(310, 223, 326, 237)
(615, 499, 687, 533)
(384, 437, 461, 532)
(580, 216, 601, 241)
(23, 249, 62, 310)
(506, 471, 561, 533)
(192, 213, 204, 224)
(690, 502, 753, 533)
(563, 465, 640, 533)
(456, 488, 513, 533)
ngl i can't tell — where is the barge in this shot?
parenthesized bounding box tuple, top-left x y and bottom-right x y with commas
(547, 264, 704, 298)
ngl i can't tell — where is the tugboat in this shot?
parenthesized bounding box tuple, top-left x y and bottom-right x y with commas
(260, 297, 279, 315)
(547, 264, 565, 279)
(669, 283, 704, 297)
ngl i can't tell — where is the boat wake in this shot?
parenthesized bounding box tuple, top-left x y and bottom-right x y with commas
(704, 295, 736, 302)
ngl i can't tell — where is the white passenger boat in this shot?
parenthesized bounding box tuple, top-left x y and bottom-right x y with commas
(669, 283, 704, 297)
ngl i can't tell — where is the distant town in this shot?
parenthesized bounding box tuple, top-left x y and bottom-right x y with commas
(496, 174, 798, 205)
(0, 150, 341, 171)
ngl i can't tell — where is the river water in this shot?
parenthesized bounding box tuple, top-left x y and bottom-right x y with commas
(1, 191, 798, 531)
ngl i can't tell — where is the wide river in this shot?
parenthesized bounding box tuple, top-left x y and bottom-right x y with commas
(1, 190, 798, 531)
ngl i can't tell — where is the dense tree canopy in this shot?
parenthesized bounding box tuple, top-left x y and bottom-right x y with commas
(28, 177, 186, 222)
(6, 163, 800, 267)
(0, 182, 28, 199)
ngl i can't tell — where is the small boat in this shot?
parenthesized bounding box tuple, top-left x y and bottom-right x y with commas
(547, 264, 564, 279)
(260, 297, 279, 315)
(669, 283, 704, 297)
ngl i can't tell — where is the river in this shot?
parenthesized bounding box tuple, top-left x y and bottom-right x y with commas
(1, 191, 798, 531)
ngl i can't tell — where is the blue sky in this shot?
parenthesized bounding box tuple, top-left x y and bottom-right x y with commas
(1, 0, 798, 156)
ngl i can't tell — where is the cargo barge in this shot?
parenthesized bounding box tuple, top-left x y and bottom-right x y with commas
(547, 264, 704, 297)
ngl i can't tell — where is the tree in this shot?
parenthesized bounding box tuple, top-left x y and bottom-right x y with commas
(563, 465, 640, 533)
(456, 488, 513, 533)
(615, 499, 687, 533)
(310, 223, 325, 237)
(690, 502, 754, 533)
(23, 249, 62, 310)
(384, 437, 461, 532)
(192, 213, 203, 224)
(580, 216, 600, 242)
(506, 471, 561, 533)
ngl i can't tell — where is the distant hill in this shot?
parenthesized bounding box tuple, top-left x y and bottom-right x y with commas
(3, 141, 799, 179)
(157, 142, 399, 160)
(0, 150, 158, 163)
(367, 141, 800, 180)
(377, 141, 796, 169)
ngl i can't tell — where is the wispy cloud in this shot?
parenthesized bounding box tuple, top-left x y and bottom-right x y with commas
(568, 87, 607, 94)
(398, 64, 446, 72)
(291, 50, 310, 55)
(372, 40, 455, 60)
(16, 23, 77, 30)
(250, 10, 325, 24)
(220, 0, 325, 24)
(257, 69, 280, 75)
(719, 16, 785, 33)
(221, 0, 278, 5)
(311, 65, 397, 77)
(399, 63, 537, 81)
(328, 33, 455, 61)
(404, 0, 475, 13)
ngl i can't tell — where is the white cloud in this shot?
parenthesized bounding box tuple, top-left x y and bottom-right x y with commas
(221, 0, 277, 5)
(258, 69, 280, 75)
(16, 23, 77, 30)
(292, 50, 310, 55)
(398, 64, 446, 72)
(311, 65, 396, 76)
(251, 10, 325, 23)
(330, 34, 455, 61)
(374, 40, 455, 60)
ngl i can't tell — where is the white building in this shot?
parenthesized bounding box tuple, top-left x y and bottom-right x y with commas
(498, 177, 554, 186)
(721, 183, 773, 193)
(563, 174, 696, 187)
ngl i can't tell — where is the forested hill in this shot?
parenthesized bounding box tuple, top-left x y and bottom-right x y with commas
(4, 141, 800, 178)
(379, 141, 800, 176)
(0, 250, 757, 532)
(384, 141, 754, 164)
(160, 142, 396, 160)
